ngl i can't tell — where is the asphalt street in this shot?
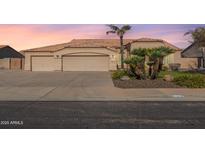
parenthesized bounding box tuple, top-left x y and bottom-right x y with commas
(0, 101, 205, 129)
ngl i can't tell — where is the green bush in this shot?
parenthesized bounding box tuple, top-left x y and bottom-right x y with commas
(162, 66, 169, 71)
(112, 70, 127, 80)
(174, 74, 205, 88)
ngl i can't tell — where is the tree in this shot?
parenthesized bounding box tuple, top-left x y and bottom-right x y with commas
(124, 55, 144, 79)
(146, 47, 173, 79)
(106, 24, 131, 69)
(124, 47, 174, 80)
(185, 27, 205, 66)
(185, 27, 205, 46)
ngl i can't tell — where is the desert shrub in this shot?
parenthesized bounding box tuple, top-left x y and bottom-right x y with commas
(158, 71, 170, 78)
(112, 70, 127, 80)
(162, 66, 169, 71)
(174, 74, 205, 88)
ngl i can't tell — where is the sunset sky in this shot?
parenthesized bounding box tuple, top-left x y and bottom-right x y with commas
(0, 24, 204, 51)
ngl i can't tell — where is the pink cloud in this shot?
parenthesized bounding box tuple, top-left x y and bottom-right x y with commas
(0, 24, 198, 50)
(0, 25, 111, 50)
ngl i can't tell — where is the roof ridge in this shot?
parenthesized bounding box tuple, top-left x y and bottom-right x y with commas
(162, 40, 181, 50)
(136, 37, 163, 41)
(70, 38, 134, 40)
(21, 41, 71, 51)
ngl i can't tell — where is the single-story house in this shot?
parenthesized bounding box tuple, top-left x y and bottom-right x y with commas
(181, 43, 205, 68)
(22, 38, 191, 72)
(0, 45, 24, 70)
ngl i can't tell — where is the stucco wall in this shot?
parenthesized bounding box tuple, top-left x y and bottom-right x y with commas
(10, 58, 23, 70)
(0, 58, 10, 69)
(173, 51, 197, 69)
(0, 58, 23, 70)
(163, 51, 197, 69)
(130, 42, 165, 50)
(24, 48, 118, 71)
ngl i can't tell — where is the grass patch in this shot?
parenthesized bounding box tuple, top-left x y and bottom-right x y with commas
(112, 70, 128, 80)
(159, 71, 205, 88)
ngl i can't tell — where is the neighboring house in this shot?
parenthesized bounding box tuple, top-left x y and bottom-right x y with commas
(181, 43, 204, 68)
(0, 45, 24, 70)
(22, 38, 186, 72)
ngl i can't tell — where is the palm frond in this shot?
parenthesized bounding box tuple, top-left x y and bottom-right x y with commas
(124, 55, 144, 65)
(106, 30, 116, 35)
(121, 25, 131, 31)
(107, 24, 119, 31)
(131, 48, 147, 56)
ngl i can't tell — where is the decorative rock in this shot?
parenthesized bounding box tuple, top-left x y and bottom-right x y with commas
(120, 76, 130, 81)
(163, 75, 174, 82)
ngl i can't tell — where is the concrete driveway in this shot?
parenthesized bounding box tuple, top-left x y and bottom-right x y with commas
(0, 70, 119, 101)
(0, 71, 113, 87)
(0, 70, 205, 101)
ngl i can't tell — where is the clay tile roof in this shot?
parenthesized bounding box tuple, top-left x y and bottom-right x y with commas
(65, 39, 135, 48)
(22, 39, 134, 52)
(129, 38, 181, 50)
(134, 38, 163, 42)
(22, 42, 71, 52)
(22, 38, 181, 52)
(162, 40, 181, 51)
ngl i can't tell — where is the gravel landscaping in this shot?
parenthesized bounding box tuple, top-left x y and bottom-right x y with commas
(113, 79, 181, 88)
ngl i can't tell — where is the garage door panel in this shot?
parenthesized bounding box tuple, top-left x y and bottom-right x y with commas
(63, 56, 109, 71)
(32, 56, 55, 71)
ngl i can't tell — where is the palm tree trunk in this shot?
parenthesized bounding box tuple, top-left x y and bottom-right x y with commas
(149, 65, 152, 77)
(120, 35, 124, 69)
(151, 59, 159, 79)
(158, 57, 163, 72)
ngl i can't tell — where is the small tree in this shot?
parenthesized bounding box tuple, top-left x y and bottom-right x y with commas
(124, 55, 144, 79)
(146, 47, 173, 79)
(124, 47, 174, 80)
(185, 27, 205, 46)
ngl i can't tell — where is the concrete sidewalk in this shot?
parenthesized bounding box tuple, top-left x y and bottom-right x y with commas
(1, 86, 205, 101)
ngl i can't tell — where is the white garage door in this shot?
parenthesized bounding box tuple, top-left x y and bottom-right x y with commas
(63, 55, 109, 71)
(31, 56, 55, 71)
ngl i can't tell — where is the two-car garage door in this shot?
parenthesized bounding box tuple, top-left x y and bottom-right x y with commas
(31, 55, 109, 71)
(62, 55, 109, 71)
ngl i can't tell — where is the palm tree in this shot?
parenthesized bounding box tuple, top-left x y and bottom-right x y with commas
(146, 47, 173, 79)
(124, 55, 144, 79)
(106, 24, 131, 69)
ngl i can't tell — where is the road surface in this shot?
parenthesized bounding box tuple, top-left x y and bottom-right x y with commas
(0, 101, 205, 128)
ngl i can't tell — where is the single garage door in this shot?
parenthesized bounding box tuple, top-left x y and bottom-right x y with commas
(31, 56, 55, 71)
(63, 55, 109, 71)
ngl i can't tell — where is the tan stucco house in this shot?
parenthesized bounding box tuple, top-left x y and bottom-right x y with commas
(22, 38, 191, 72)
